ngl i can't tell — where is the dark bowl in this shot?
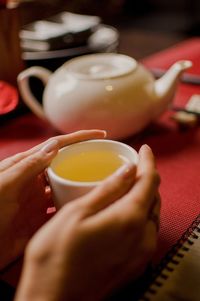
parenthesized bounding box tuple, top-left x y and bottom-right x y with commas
(22, 25, 119, 71)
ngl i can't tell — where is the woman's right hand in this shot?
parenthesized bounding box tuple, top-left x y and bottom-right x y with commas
(15, 145, 160, 301)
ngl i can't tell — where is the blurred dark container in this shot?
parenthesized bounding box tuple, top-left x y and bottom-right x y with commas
(22, 25, 119, 71)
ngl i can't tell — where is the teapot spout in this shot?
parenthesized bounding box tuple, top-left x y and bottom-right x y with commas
(154, 60, 192, 115)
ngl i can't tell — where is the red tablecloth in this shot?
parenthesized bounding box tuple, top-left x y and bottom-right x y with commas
(0, 38, 200, 286)
(141, 37, 200, 259)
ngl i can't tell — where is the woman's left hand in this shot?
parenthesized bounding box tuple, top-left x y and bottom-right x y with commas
(0, 130, 106, 270)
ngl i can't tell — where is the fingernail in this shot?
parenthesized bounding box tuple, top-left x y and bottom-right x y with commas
(97, 130, 107, 137)
(115, 162, 136, 179)
(102, 130, 107, 137)
(41, 139, 58, 154)
(140, 144, 152, 153)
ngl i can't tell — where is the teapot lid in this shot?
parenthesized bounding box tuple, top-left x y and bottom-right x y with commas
(64, 53, 137, 80)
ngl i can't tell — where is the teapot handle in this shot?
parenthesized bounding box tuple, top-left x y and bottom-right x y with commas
(17, 66, 52, 120)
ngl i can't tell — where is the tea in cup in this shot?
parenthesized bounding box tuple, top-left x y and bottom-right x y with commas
(47, 139, 138, 208)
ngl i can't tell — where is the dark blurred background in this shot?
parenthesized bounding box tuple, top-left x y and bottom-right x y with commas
(19, 0, 200, 34)
(18, 0, 200, 60)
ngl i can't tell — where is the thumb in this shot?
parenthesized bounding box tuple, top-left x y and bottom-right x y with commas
(5, 140, 59, 185)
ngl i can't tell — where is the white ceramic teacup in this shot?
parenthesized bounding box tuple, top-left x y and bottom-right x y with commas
(47, 139, 138, 208)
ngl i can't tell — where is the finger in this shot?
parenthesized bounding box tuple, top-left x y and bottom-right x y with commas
(74, 162, 137, 218)
(148, 193, 161, 232)
(149, 191, 161, 212)
(137, 144, 156, 175)
(132, 144, 160, 212)
(54, 129, 107, 149)
(142, 219, 159, 257)
(3, 139, 59, 187)
(0, 152, 31, 173)
(37, 172, 48, 186)
(0, 130, 106, 172)
(116, 220, 158, 286)
(106, 220, 158, 293)
(90, 145, 160, 226)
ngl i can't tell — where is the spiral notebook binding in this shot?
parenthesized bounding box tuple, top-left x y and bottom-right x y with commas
(139, 213, 200, 301)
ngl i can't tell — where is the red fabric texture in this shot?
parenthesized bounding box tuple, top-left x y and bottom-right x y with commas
(141, 38, 200, 260)
(0, 38, 200, 283)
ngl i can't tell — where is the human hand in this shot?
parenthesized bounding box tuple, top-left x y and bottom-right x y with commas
(0, 130, 106, 270)
(15, 145, 160, 301)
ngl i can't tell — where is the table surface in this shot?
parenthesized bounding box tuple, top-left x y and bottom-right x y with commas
(0, 35, 200, 290)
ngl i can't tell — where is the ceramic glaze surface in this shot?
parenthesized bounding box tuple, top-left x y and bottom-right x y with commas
(65, 53, 137, 79)
(17, 53, 192, 139)
(47, 139, 138, 207)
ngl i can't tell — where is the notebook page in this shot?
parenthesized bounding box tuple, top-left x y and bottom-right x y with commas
(142, 228, 200, 301)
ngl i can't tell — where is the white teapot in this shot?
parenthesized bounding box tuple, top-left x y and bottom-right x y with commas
(18, 53, 192, 139)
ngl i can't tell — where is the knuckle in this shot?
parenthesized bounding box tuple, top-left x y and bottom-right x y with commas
(141, 240, 156, 260)
(0, 180, 9, 194)
(156, 193, 161, 207)
(62, 201, 87, 222)
(76, 130, 85, 135)
(46, 137, 53, 143)
(72, 202, 88, 219)
(146, 240, 157, 257)
(63, 201, 81, 216)
(45, 137, 59, 148)
(122, 210, 146, 233)
(25, 239, 48, 263)
(105, 174, 119, 186)
(99, 184, 112, 196)
(145, 170, 161, 186)
(25, 155, 41, 168)
(9, 153, 23, 165)
(98, 178, 120, 196)
(153, 170, 161, 186)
